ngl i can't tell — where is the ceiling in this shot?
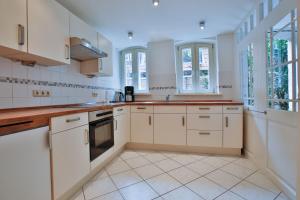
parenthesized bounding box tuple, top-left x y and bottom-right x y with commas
(57, 0, 255, 49)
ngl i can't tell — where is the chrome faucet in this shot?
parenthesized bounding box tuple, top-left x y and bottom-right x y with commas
(166, 94, 170, 102)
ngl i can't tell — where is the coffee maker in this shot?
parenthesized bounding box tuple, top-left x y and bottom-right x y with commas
(124, 86, 135, 102)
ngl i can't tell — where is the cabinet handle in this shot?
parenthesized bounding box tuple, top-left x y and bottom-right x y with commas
(84, 129, 89, 145)
(182, 116, 185, 126)
(199, 107, 210, 110)
(66, 117, 80, 123)
(199, 116, 210, 119)
(226, 107, 239, 110)
(225, 116, 229, 127)
(18, 24, 25, 45)
(137, 107, 146, 110)
(117, 108, 123, 112)
(99, 59, 103, 71)
(198, 132, 210, 135)
(65, 44, 70, 60)
(149, 116, 152, 125)
(115, 119, 118, 130)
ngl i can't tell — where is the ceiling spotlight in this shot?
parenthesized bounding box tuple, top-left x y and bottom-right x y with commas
(128, 32, 133, 40)
(199, 21, 206, 30)
(153, 0, 159, 7)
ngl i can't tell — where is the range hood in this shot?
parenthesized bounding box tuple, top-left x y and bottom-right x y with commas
(70, 37, 108, 61)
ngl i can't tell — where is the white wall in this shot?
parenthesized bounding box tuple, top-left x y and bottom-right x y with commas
(136, 34, 238, 101)
(235, 0, 298, 199)
(0, 48, 120, 108)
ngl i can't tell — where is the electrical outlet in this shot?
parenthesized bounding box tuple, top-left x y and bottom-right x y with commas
(32, 90, 40, 97)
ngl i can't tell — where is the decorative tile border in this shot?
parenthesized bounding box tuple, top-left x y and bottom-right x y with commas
(149, 86, 177, 91)
(0, 76, 118, 91)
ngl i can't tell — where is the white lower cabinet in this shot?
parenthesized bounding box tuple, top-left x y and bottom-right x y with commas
(131, 113, 154, 144)
(154, 114, 187, 145)
(0, 127, 51, 200)
(187, 130, 222, 147)
(51, 125, 90, 200)
(223, 114, 243, 148)
(114, 108, 130, 151)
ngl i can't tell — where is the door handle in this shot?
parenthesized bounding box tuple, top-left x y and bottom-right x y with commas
(225, 116, 229, 128)
(18, 24, 25, 46)
(66, 117, 80, 123)
(84, 129, 89, 145)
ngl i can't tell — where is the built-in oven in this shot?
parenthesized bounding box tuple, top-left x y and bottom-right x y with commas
(89, 109, 114, 162)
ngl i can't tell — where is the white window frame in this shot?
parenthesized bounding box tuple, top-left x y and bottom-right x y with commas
(120, 47, 149, 93)
(241, 43, 255, 107)
(266, 9, 298, 112)
(176, 43, 216, 94)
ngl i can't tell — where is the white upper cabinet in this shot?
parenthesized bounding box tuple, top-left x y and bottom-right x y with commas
(0, 0, 27, 54)
(27, 0, 70, 64)
(98, 33, 113, 76)
(70, 13, 98, 47)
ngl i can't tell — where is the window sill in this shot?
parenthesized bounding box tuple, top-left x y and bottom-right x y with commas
(174, 93, 222, 96)
(135, 93, 152, 96)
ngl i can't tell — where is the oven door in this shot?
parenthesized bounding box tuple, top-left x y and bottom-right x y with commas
(89, 116, 114, 162)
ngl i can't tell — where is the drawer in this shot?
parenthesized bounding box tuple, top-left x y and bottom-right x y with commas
(51, 112, 88, 134)
(223, 106, 243, 114)
(187, 114, 222, 130)
(113, 106, 130, 116)
(154, 106, 186, 114)
(187, 130, 222, 147)
(131, 105, 153, 113)
(187, 106, 222, 114)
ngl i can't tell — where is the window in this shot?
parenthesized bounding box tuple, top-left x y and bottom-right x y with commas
(259, 0, 269, 21)
(120, 47, 148, 92)
(266, 10, 298, 112)
(176, 43, 216, 93)
(241, 43, 255, 106)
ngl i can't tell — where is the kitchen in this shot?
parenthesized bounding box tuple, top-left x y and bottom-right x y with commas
(0, 0, 299, 200)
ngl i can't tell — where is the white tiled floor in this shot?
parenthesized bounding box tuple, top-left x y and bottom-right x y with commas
(71, 150, 290, 200)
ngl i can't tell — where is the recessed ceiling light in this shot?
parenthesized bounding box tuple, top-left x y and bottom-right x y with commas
(199, 21, 206, 30)
(153, 0, 159, 7)
(128, 32, 133, 39)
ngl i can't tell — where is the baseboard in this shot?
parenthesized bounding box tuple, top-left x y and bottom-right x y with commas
(126, 143, 242, 156)
(245, 149, 296, 200)
(57, 146, 125, 200)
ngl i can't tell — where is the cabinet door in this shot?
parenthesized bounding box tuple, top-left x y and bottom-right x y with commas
(28, 0, 70, 64)
(0, 127, 51, 200)
(0, 0, 27, 53)
(223, 114, 243, 148)
(98, 33, 113, 76)
(131, 113, 153, 144)
(51, 125, 90, 200)
(115, 113, 131, 149)
(154, 114, 187, 145)
(114, 115, 122, 151)
(70, 13, 98, 47)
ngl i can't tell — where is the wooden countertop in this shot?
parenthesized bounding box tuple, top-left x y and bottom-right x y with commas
(0, 100, 242, 136)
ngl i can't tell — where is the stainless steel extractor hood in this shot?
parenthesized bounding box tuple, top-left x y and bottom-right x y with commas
(70, 37, 108, 61)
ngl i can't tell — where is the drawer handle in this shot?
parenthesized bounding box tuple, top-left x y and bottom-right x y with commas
(198, 132, 210, 135)
(199, 116, 210, 119)
(66, 117, 81, 123)
(199, 107, 210, 110)
(117, 108, 123, 112)
(226, 107, 239, 110)
(137, 107, 146, 110)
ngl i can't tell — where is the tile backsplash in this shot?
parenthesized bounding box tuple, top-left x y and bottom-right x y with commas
(0, 57, 120, 109)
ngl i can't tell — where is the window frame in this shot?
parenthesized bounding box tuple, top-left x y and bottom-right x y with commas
(120, 47, 149, 93)
(176, 43, 216, 94)
(240, 43, 255, 107)
(266, 9, 298, 112)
